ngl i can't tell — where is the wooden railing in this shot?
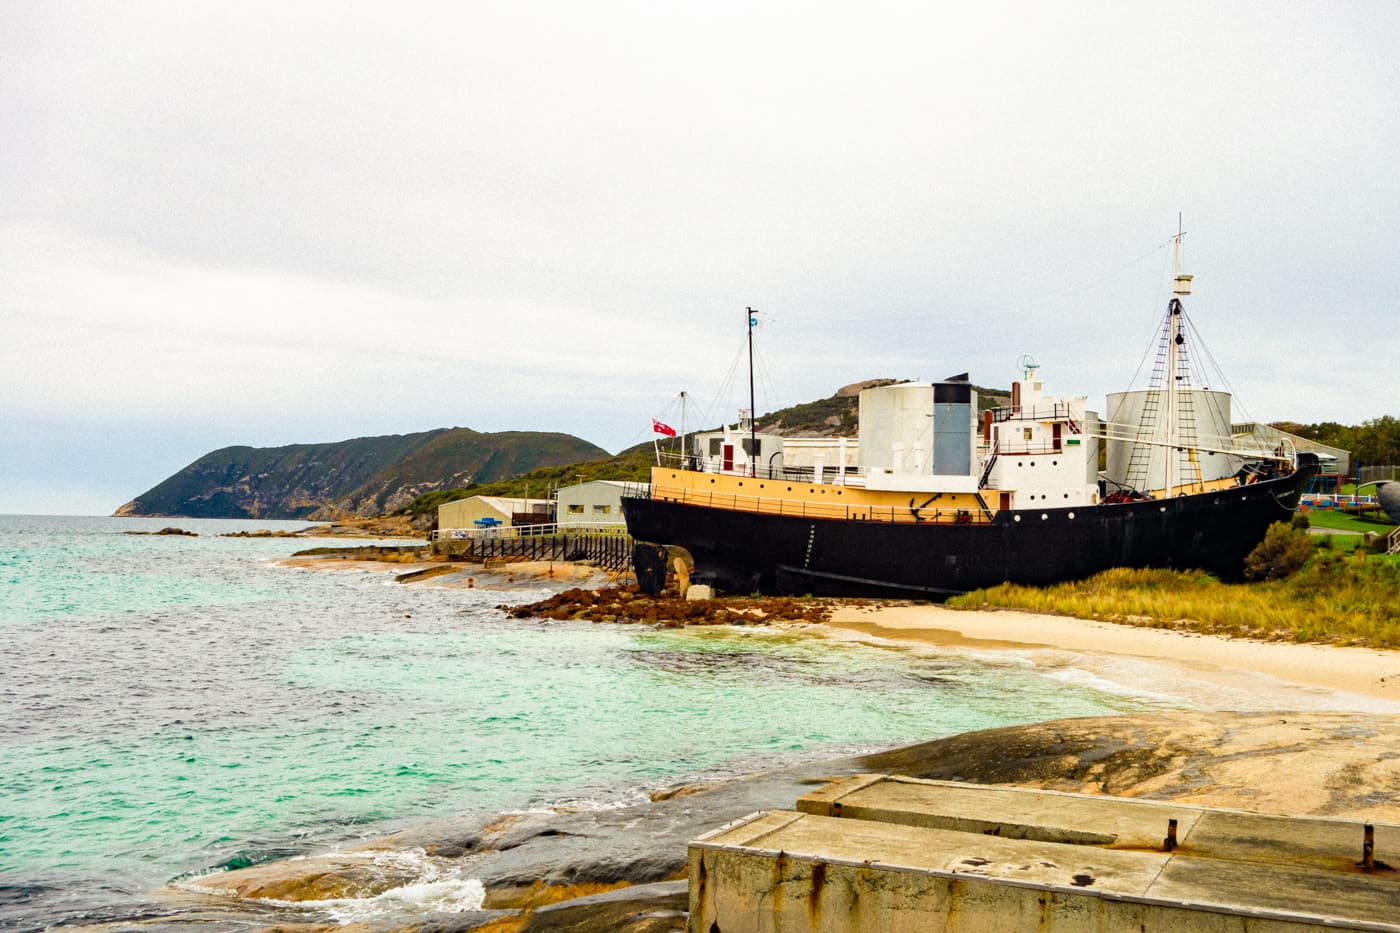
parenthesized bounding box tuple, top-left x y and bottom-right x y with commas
(430, 528, 633, 570)
(431, 521, 626, 541)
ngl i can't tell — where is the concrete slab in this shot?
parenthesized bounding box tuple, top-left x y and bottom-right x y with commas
(691, 776, 1400, 932)
(798, 773, 1206, 851)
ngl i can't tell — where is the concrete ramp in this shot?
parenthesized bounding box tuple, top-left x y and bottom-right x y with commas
(689, 774, 1400, 932)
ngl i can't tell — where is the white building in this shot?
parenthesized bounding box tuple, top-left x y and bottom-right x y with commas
(437, 495, 554, 538)
(556, 480, 629, 529)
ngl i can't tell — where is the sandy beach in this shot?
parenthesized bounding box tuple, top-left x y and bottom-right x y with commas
(823, 602, 1400, 706)
(284, 551, 1400, 707)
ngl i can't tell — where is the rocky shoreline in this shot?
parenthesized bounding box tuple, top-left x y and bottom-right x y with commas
(204, 553, 1400, 931)
(170, 710, 1400, 932)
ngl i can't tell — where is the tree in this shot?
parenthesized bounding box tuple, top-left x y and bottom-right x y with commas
(1243, 522, 1314, 581)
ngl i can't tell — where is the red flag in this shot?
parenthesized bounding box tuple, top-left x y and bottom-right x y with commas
(652, 419, 677, 437)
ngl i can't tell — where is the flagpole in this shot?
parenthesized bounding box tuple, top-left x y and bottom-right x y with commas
(746, 307, 757, 477)
(679, 391, 687, 467)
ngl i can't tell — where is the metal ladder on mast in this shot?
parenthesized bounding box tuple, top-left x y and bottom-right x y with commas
(1124, 316, 1170, 492)
(1173, 324, 1204, 493)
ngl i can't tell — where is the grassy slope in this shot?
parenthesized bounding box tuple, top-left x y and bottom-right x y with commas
(949, 545, 1400, 648)
(404, 446, 657, 518)
(348, 430, 608, 514)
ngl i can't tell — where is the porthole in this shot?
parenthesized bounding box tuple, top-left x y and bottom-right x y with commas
(1052, 460, 1058, 466)
(1030, 461, 1036, 467)
(709, 478, 716, 484)
(1014, 515, 1022, 522)
(1064, 493, 1069, 498)
(1159, 506, 1167, 512)
(737, 481, 743, 487)
(787, 486, 793, 491)
(1041, 513, 1049, 520)
(1018, 461, 1024, 467)
(1068, 512, 1076, 519)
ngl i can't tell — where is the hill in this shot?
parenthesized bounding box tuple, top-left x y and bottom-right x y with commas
(114, 428, 608, 520)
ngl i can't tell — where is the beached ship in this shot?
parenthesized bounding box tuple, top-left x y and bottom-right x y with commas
(622, 256, 1317, 598)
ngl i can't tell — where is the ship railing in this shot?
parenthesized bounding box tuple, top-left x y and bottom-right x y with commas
(643, 483, 992, 525)
(989, 402, 1083, 427)
(652, 450, 865, 484)
(984, 440, 1071, 457)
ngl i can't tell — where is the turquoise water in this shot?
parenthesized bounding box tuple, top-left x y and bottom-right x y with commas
(0, 515, 1153, 929)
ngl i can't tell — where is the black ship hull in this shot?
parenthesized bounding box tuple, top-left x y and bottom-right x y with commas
(622, 457, 1316, 598)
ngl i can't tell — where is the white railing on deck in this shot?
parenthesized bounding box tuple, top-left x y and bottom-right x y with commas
(1301, 494, 1380, 511)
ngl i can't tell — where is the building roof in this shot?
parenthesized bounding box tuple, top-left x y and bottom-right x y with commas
(1231, 423, 1350, 474)
(453, 495, 553, 513)
(557, 480, 630, 493)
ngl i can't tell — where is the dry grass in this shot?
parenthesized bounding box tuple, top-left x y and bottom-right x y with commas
(948, 551, 1400, 648)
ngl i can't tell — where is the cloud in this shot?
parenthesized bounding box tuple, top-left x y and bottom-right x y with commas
(2, 0, 1398, 512)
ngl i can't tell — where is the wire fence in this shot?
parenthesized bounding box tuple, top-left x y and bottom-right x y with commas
(1359, 465, 1400, 484)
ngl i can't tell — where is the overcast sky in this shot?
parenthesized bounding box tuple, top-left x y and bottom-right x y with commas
(3, 1, 1397, 514)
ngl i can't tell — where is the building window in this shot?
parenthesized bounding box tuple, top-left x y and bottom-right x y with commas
(709, 438, 723, 455)
(567, 504, 584, 514)
(741, 438, 762, 455)
(593, 504, 611, 514)
(1023, 428, 1034, 441)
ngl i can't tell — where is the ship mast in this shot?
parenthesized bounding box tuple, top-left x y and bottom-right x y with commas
(1165, 217, 1191, 498)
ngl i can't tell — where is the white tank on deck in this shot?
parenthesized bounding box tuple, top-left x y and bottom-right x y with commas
(1104, 389, 1237, 490)
(858, 383, 935, 474)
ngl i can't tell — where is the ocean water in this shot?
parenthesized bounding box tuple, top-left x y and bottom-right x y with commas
(0, 515, 1157, 930)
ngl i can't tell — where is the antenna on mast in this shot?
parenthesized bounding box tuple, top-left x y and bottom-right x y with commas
(746, 307, 758, 477)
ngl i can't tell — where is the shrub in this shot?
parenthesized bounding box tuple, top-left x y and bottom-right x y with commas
(1244, 522, 1315, 581)
(1290, 511, 1311, 530)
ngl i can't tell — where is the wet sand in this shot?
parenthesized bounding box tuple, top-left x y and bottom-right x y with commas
(278, 555, 614, 589)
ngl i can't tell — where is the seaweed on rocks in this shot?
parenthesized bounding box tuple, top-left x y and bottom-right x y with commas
(499, 585, 836, 627)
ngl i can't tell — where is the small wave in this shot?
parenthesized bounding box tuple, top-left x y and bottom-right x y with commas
(319, 877, 486, 923)
(1038, 664, 1191, 705)
(178, 848, 486, 924)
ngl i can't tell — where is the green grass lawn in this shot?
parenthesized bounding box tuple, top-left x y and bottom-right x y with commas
(1303, 508, 1395, 534)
